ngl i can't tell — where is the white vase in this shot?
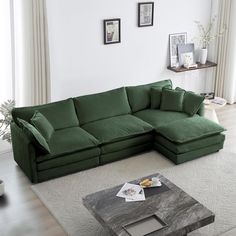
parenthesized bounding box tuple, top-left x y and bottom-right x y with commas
(0, 180, 4, 196)
(199, 48, 208, 64)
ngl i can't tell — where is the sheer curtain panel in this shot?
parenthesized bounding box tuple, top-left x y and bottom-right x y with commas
(0, 0, 13, 105)
(13, 0, 51, 106)
(215, 0, 236, 104)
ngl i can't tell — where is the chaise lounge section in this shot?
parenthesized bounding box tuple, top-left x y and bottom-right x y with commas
(11, 79, 225, 183)
(154, 116, 225, 164)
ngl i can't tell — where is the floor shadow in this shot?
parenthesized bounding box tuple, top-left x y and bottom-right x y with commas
(0, 194, 9, 208)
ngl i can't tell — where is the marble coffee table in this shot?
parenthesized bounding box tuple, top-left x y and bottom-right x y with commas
(83, 173, 214, 236)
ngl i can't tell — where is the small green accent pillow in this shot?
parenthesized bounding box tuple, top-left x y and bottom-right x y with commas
(176, 87, 205, 116)
(17, 118, 50, 153)
(160, 88, 185, 112)
(150, 85, 172, 109)
(30, 111, 54, 142)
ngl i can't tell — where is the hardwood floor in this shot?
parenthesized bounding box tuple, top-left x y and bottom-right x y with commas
(0, 104, 235, 236)
(0, 153, 67, 236)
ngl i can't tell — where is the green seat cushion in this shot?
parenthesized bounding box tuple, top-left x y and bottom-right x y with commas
(100, 143, 152, 165)
(154, 142, 224, 165)
(155, 133, 225, 154)
(17, 118, 50, 153)
(82, 114, 153, 144)
(150, 85, 172, 109)
(134, 109, 189, 129)
(12, 98, 79, 130)
(37, 156, 100, 182)
(126, 80, 172, 113)
(30, 111, 54, 142)
(37, 148, 100, 171)
(157, 116, 226, 143)
(101, 133, 153, 154)
(74, 87, 131, 125)
(176, 87, 205, 116)
(160, 88, 185, 112)
(37, 127, 99, 162)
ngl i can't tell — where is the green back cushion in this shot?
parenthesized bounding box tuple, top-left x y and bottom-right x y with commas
(157, 116, 225, 143)
(74, 87, 131, 125)
(30, 111, 54, 142)
(150, 85, 172, 109)
(12, 98, 79, 130)
(126, 80, 172, 113)
(17, 118, 50, 153)
(160, 88, 184, 112)
(176, 87, 205, 116)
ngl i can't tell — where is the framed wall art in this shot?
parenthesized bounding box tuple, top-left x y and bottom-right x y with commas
(177, 43, 195, 66)
(138, 2, 154, 27)
(169, 32, 187, 67)
(104, 18, 121, 45)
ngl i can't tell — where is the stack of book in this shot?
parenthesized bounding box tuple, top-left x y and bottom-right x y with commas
(116, 183, 145, 202)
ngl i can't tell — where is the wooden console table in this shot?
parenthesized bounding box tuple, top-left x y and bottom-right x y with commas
(167, 61, 217, 73)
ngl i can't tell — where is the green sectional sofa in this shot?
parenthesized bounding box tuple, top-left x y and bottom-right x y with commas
(11, 80, 225, 183)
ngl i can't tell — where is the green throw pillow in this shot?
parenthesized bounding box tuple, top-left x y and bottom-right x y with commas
(30, 111, 54, 142)
(151, 85, 172, 109)
(176, 87, 205, 116)
(160, 88, 184, 112)
(17, 118, 50, 154)
(126, 80, 172, 112)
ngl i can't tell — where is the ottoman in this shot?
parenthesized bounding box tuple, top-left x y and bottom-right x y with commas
(154, 116, 226, 164)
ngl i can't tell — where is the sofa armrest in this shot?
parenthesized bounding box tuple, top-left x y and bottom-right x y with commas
(11, 122, 38, 183)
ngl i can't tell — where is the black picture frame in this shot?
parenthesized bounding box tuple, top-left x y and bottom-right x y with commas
(138, 2, 154, 27)
(103, 18, 121, 45)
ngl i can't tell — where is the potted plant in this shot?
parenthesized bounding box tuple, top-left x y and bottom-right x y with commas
(194, 16, 226, 64)
(0, 100, 15, 143)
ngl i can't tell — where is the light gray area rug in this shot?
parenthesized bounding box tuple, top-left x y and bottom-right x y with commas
(32, 151, 236, 236)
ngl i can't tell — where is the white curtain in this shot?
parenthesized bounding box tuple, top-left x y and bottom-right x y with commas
(0, 0, 12, 153)
(0, 0, 13, 105)
(215, 0, 236, 104)
(13, 0, 50, 106)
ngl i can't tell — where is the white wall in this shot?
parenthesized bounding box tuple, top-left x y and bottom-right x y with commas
(46, 0, 213, 101)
